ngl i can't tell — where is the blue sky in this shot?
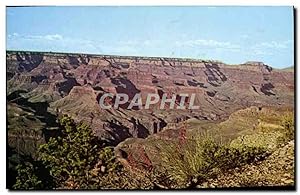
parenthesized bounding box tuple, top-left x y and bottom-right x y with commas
(6, 6, 293, 68)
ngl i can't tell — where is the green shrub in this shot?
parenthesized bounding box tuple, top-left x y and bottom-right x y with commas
(230, 132, 281, 152)
(38, 115, 101, 188)
(159, 133, 269, 188)
(37, 115, 123, 189)
(279, 113, 294, 143)
(158, 134, 214, 188)
(13, 162, 43, 190)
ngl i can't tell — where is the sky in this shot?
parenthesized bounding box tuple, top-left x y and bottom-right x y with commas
(6, 6, 294, 68)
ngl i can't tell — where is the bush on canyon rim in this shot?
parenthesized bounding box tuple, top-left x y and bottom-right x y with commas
(38, 115, 102, 188)
(278, 112, 294, 143)
(13, 115, 122, 189)
(159, 132, 269, 188)
(159, 134, 213, 187)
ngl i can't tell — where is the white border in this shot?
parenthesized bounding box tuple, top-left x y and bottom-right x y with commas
(1, 0, 298, 194)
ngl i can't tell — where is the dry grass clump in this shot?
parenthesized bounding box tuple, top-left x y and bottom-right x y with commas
(158, 131, 269, 189)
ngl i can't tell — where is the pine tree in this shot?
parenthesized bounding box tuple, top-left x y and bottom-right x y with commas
(38, 115, 100, 188)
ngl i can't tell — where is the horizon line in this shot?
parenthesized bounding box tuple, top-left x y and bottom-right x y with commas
(7, 49, 285, 68)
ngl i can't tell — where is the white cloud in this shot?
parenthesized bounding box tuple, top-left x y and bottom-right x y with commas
(108, 39, 161, 55)
(7, 33, 157, 55)
(6, 33, 104, 54)
(44, 34, 63, 41)
(252, 49, 273, 56)
(246, 40, 293, 56)
(175, 39, 241, 51)
(7, 32, 293, 66)
(258, 41, 286, 49)
(8, 33, 63, 41)
(254, 40, 293, 50)
(118, 39, 160, 47)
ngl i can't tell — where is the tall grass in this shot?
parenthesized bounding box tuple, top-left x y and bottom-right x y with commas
(158, 131, 269, 188)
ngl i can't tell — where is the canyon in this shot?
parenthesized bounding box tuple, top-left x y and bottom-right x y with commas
(7, 51, 294, 155)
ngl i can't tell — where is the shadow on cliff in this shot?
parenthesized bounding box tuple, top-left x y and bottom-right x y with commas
(7, 90, 60, 142)
(110, 77, 141, 110)
(16, 52, 44, 72)
(104, 117, 150, 146)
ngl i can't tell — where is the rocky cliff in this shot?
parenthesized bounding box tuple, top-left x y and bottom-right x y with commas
(7, 51, 294, 146)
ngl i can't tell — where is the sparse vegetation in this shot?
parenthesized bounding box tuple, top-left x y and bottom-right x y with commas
(10, 110, 295, 190)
